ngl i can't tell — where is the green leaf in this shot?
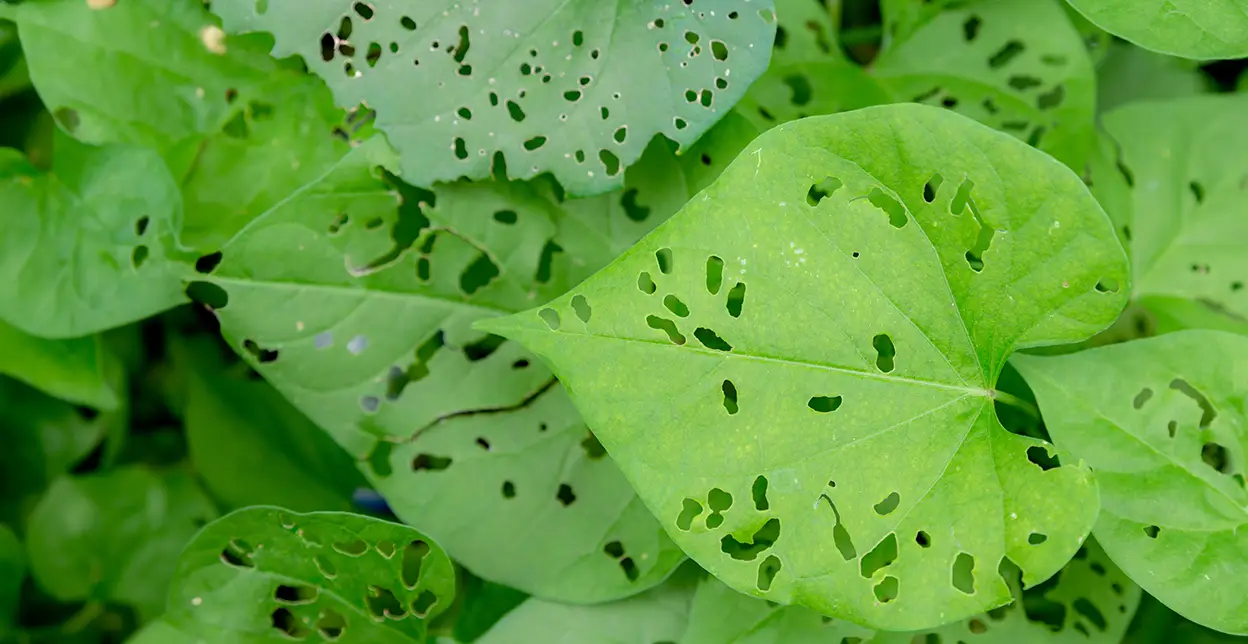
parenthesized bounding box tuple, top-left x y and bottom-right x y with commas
(210, 0, 777, 195)
(1098, 95, 1248, 323)
(0, 134, 187, 338)
(1096, 41, 1208, 114)
(182, 340, 365, 513)
(0, 523, 22, 640)
(447, 575, 528, 644)
(163, 507, 456, 643)
(1063, 0, 1248, 60)
(479, 103, 1129, 630)
(685, 537, 1140, 643)
(1013, 330, 1248, 635)
(1143, 296, 1248, 337)
(367, 385, 687, 603)
(741, 0, 1097, 170)
(473, 564, 697, 644)
(0, 378, 107, 526)
(10, 0, 273, 160)
(0, 320, 118, 409)
(25, 466, 218, 621)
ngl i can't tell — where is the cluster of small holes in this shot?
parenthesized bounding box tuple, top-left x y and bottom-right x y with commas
(635, 249, 743, 352)
(1131, 378, 1240, 488)
(602, 540, 640, 582)
(675, 477, 782, 590)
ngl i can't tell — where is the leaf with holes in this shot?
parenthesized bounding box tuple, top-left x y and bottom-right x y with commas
(1064, 0, 1248, 60)
(162, 507, 456, 643)
(198, 135, 693, 601)
(8, 0, 274, 162)
(741, 0, 1096, 170)
(1093, 95, 1248, 326)
(210, 0, 777, 196)
(1013, 331, 1248, 635)
(182, 339, 365, 513)
(0, 320, 118, 409)
(473, 563, 698, 644)
(25, 467, 219, 621)
(479, 103, 1130, 630)
(684, 536, 1140, 643)
(0, 135, 187, 338)
(367, 385, 687, 603)
(0, 524, 21, 640)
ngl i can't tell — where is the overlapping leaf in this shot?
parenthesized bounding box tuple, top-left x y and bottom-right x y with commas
(0, 134, 187, 337)
(0, 321, 117, 409)
(198, 135, 698, 601)
(1064, 0, 1248, 60)
(1014, 331, 1248, 635)
(740, 0, 1096, 169)
(1093, 95, 1248, 326)
(162, 507, 455, 643)
(481, 104, 1129, 629)
(212, 0, 777, 195)
(1096, 41, 1207, 114)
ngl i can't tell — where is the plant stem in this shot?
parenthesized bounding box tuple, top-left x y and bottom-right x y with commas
(992, 390, 1041, 420)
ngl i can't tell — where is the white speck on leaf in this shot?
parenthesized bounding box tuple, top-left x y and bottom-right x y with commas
(199, 25, 227, 55)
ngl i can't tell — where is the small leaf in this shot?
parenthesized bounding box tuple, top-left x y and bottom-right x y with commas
(480, 103, 1129, 629)
(1064, 0, 1248, 60)
(24, 467, 219, 621)
(211, 0, 777, 195)
(163, 507, 456, 642)
(0, 135, 187, 337)
(1014, 330, 1248, 635)
(0, 320, 118, 409)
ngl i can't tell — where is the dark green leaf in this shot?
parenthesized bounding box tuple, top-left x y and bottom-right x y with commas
(0, 524, 22, 639)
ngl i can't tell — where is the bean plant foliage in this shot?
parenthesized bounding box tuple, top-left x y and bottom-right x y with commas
(0, 0, 1245, 643)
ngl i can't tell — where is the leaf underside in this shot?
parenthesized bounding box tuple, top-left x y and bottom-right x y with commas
(481, 103, 1130, 630)
(211, 0, 777, 195)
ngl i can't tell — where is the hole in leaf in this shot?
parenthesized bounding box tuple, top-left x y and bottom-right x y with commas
(1144, 525, 1160, 538)
(656, 248, 673, 274)
(412, 590, 438, 616)
(412, 454, 452, 472)
(131, 245, 149, 269)
(808, 396, 843, 413)
(1008, 75, 1041, 90)
(1073, 598, 1107, 631)
(783, 74, 812, 106)
(873, 334, 895, 372)
(243, 339, 278, 364)
(963, 15, 981, 41)
(315, 555, 337, 578)
(195, 252, 223, 274)
(726, 282, 746, 318)
(1202, 442, 1231, 473)
(621, 188, 649, 221)
(706, 256, 724, 294)
(664, 295, 690, 317)
(366, 586, 407, 619)
(923, 174, 943, 203)
(493, 210, 517, 224)
(694, 328, 733, 352)
(222, 539, 255, 568)
(581, 432, 607, 459)
(1037, 84, 1065, 110)
(638, 272, 657, 294)
(571, 295, 592, 323)
(915, 531, 931, 548)
(860, 533, 898, 578)
(721, 518, 780, 561)
(1133, 388, 1153, 409)
(317, 608, 346, 639)
(952, 553, 976, 594)
(1096, 278, 1120, 293)
(677, 498, 703, 530)
(722, 380, 739, 415)
(1026, 445, 1060, 471)
(873, 492, 900, 515)
(807, 177, 844, 206)
(460, 253, 500, 295)
(600, 149, 621, 175)
(951, 178, 974, 215)
(988, 40, 1024, 68)
(752, 476, 769, 511)
(275, 584, 318, 604)
(523, 135, 547, 151)
(557, 483, 577, 506)
(271, 608, 311, 638)
(1169, 379, 1216, 428)
(757, 555, 781, 591)
(874, 576, 899, 603)
(820, 495, 857, 560)
(646, 315, 685, 345)
(867, 188, 907, 228)
(539, 308, 561, 331)
(1028, 532, 1048, 545)
(1190, 181, 1205, 203)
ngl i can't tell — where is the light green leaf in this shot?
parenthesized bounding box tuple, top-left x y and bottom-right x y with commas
(473, 564, 697, 644)
(210, 0, 777, 196)
(1064, 0, 1248, 60)
(741, 0, 1097, 170)
(183, 340, 365, 513)
(1143, 296, 1248, 337)
(1013, 330, 1248, 635)
(479, 103, 1129, 630)
(0, 134, 187, 338)
(198, 135, 694, 601)
(1099, 95, 1248, 322)
(1096, 41, 1208, 114)
(10, 0, 273, 162)
(163, 507, 455, 643)
(368, 385, 687, 603)
(685, 537, 1139, 643)
(0, 320, 118, 409)
(0, 378, 107, 527)
(25, 466, 218, 621)
(0, 523, 22, 640)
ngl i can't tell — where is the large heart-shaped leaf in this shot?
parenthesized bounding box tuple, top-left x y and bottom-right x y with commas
(1064, 0, 1248, 60)
(740, 0, 1096, 170)
(211, 0, 777, 196)
(196, 135, 695, 601)
(0, 135, 187, 338)
(1013, 330, 1248, 635)
(480, 103, 1129, 629)
(683, 537, 1140, 643)
(162, 507, 455, 643)
(1094, 95, 1248, 325)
